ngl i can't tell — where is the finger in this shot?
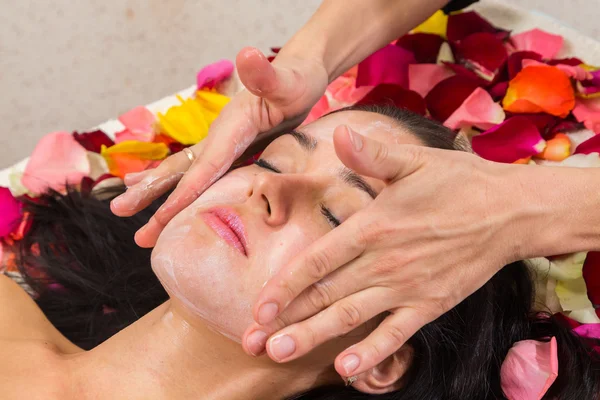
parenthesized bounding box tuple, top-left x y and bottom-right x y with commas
(253, 217, 367, 325)
(135, 99, 257, 247)
(264, 288, 392, 363)
(236, 47, 306, 105)
(332, 125, 425, 182)
(243, 264, 369, 356)
(334, 307, 430, 377)
(123, 170, 151, 187)
(110, 148, 195, 217)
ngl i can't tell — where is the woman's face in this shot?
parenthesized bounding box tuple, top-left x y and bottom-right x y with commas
(151, 110, 423, 342)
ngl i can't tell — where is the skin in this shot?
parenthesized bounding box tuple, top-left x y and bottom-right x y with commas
(1, 110, 421, 399)
(110, 0, 600, 380)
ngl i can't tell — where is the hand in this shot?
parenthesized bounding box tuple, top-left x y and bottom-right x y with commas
(242, 126, 532, 379)
(110, 47, 328, 247)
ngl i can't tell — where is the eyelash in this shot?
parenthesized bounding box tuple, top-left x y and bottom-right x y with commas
(253, 159, 341, 228)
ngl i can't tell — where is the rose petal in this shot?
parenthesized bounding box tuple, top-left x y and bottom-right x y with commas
(412, 10, 448, 38)
(507, 51, 543, 79)
(73, 130, 115, 153)
(442, 62, 489, 85)
(503, 65, 575, 117)
(535, 133, 571, 161)
(444, 87, 505, 130)
(425, 76, 481, 122)
(511, 29, 564, 59)
(548, 58, 584, 67)
(100, 141, 169, 179)
(447, 11, 506, 43)
(196, 59, 234, 90)
(522, 59, 592, 81)
(356, 85, 426, 115)
(0, 187, 23, 238)
(396, 33, 444, 63)
(22, 131, 91, 194)
(456, 32, 508, 81)
(573, 323, 600, 339)
(572, 97, 600, 134)
(303, 95, 331, 125)
(489, 81, 509, 100)
(408, 64, 454, 98)
(327, 75, 373, 105)
(356, 44, 416, 88)
(471, 117, 546, 163)
(115, 106, 156, 143)
(500, 338, 558, 400)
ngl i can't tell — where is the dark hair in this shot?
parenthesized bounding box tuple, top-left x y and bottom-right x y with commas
(11, 105, 600, 399)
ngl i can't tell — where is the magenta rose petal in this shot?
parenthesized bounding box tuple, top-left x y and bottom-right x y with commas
(574, 133, 600, 155)
(447, 11, 507, 43)
(22, 131, 91, 195)
(73, 130, 115, 153)
(471, 116, 546, 163)
(396, 33, 444, 64)
(356, 84, 426, 115)
(511, 29, 564, 59)
(456, 32, 508, 81)
(0, 187, 23, 238)
(425, 75, 481, 122)
(196, 59, 235, 90)
(444, 87, 505, 130)
(356, 44, 416, 88)
(408, 64, 454, 97)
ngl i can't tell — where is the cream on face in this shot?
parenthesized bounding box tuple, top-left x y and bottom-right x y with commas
(151, 110, 420, 342)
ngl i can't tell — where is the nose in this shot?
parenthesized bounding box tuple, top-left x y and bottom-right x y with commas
(249, 172, 319, 227)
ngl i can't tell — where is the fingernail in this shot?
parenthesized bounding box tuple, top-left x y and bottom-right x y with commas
(257, 302, 278, 325)
(123, 171, 145, 186)
(341, 354, 360, 375)
(247, 330, 268, 356)
(111, 193, 125, 208)
(137, 224, 149, 236)
(269, 334, 296, 361)
(346, 125, 363, 152)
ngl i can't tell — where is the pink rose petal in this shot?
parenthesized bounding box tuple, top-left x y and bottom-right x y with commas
(115, 106, 156, 143)
(303, 95, 331, 125)
(356, 44, 416, 88)
(408, 64, 454, 98)
(444, 87, 505, 130)
(0, 187, 22, 238)
(500, 337, 558, 400)
(522, 59, 592, 81)
(196, 59, 234, 90)
(22, 131, 91, 194)
(572, 98, 600, 134)
(511, 29, 564, 59)
(472, 117, 546, 163)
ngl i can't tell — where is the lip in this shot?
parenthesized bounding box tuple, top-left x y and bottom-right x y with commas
(201, 207, 248, 256)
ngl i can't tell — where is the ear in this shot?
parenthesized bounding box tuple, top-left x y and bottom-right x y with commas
(350, 345, 413, 394)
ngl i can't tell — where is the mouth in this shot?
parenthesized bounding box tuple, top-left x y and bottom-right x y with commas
(201, 207, 248, 256)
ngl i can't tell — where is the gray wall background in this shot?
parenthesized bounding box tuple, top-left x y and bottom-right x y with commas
(1, 0, 599, 167)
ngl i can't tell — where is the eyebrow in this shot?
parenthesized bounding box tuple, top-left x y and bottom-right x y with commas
(287, 130, 378, 199)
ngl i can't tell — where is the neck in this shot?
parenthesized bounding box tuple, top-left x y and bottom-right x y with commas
(65, 300, 337, 400)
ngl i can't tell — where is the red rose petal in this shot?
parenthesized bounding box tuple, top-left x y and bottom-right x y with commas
(425, 76, 481, 122)
(73, 130, 115, 153)
(356, 44, 416, 88)
(507, 51, 543, 79)
(396, 33, 444, 64)
(472, 116, 546, 163)
(356, 84, 426, 115)
(442, 62, 488, 84)
(574, 132, 600, 155)
(548, 58, 584, 66)
(447, 11, 507, 43)
(582, 251, 600, 306)
(489, 81, 509, 100)
(511, 29, 564, 59)
(456, 32, 508, 80)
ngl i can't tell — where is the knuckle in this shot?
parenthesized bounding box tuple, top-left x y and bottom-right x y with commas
(276, 279, 298, 306)
(337, 302, 362, 331)
(385, 324, 408, 348)
(306, 251, 332, 281)
(372, 143, 390, 165)
(305, 281, 333, 312)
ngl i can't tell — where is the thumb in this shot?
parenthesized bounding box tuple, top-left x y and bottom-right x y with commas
(333, 125, 424, 182)
(236, 47, 304, 105)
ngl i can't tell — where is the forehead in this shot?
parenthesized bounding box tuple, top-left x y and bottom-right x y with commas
(302, 110, 425, 147)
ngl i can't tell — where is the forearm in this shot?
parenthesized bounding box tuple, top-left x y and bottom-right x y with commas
(278, 0, 449, 81)
(507, 165, 600, 259)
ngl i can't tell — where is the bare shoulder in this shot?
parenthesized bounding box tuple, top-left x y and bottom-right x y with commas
(0, 274, 81, 353)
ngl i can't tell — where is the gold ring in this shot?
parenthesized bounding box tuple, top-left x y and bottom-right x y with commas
(182, 147, 195, 164)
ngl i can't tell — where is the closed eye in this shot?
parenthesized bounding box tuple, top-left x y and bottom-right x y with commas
(253, 158, 341, 229)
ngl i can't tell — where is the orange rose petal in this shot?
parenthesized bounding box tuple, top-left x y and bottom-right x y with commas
(513, 156, 532, 164)
(503, 65, 575, 118)
(535, 133, 572, 161)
